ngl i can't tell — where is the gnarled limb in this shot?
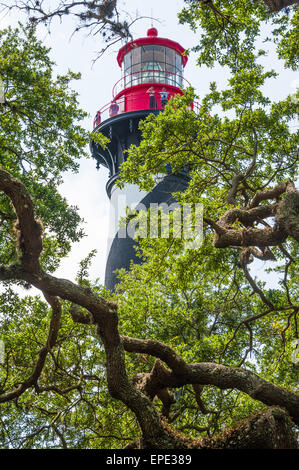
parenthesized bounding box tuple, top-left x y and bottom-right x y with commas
(0, 169, 175, 448)
(261, 0, 299, 12)
(0, 168, 43, 271)
(124, 407, 298, 449)
(200, 407, 298, 449)
(205, 181, 299, 252)
(122, 336, 299, 426)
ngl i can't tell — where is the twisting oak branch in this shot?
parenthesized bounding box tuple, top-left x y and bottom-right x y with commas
(258, 0, 299, 11)
(0, 167, 178, 448)
(121, 336, 299, 427)
(204, 181, 299, 253)
(0, 168, 298, 448)
(0, 168, 43, 271)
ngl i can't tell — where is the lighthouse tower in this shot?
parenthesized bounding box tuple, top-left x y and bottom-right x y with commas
(90, 28, 191, 290)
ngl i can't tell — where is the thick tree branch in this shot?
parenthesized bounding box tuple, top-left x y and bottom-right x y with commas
(0, 168, 43, 271)
(0, 169, 175, 447)
(124, 407, 298, 449)
(122, 336, 299, 426)
(200, 407, 298, 449)
(226, 173, 244, 205)
(249, 181, 295, 209)
(204, 181, 299, 251)
(122, 336, 188, 375)
(260, 0, 299, 12)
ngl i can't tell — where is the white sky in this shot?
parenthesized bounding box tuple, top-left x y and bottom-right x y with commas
(0, 0, 297, 287)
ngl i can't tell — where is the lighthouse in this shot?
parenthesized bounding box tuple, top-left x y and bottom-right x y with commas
(90, 28, 191, 290)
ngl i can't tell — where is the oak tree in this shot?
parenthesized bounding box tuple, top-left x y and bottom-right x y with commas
(0, 1, 298, 449)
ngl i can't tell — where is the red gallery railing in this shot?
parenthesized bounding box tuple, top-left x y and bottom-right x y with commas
(93, 95, 200, 128)
(93, 97, 199, 129)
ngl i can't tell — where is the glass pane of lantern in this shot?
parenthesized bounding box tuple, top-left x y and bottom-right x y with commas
(124, 74, 132, 88)
(154, 71, 162, 83)
(165, 48, 175, 67)
(142, 61, 153, 71)
(165, 72, 174, 86)
(131, 47, 141, 66)
(142, 70, 154, 83)
(166, 64, 175, 76)
(131, 73, 140, 86)
(177, 75, 183, 87)
(131, 62, 141, 85)
(153, 62, 164, 71)
(141, 46, 154, 64)
(132, 63, 140, 73)
(124, 52, 132, 73)
(176, 53, 183, 75)
(153, 45, 165, 65)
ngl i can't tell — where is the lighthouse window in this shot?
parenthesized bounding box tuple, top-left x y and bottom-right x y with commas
(176, 52, 182, 72)
(132, 63, 141, 73)
(141, 45, 155, 63)
(165, 48, 175, 68)
(131, 47, 141, 65)
(122, 46, 184, 88)
(124, 53, 131, 73)
(153, 45, 165, 63)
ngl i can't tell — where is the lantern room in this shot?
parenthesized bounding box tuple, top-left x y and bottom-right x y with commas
(93, 28, 189, 126)
(118, 27, 187, 88)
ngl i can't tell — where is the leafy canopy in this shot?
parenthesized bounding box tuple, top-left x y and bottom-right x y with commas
(0, 0, 298, 449)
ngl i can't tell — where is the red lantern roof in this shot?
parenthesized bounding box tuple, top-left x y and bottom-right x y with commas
(117, 28, 188, 68)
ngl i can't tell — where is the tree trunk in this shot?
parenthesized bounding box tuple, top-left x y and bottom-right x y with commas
(200, 407, 299, 449)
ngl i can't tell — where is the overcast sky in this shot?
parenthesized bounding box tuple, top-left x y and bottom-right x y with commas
(1, 0, 297, 287)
